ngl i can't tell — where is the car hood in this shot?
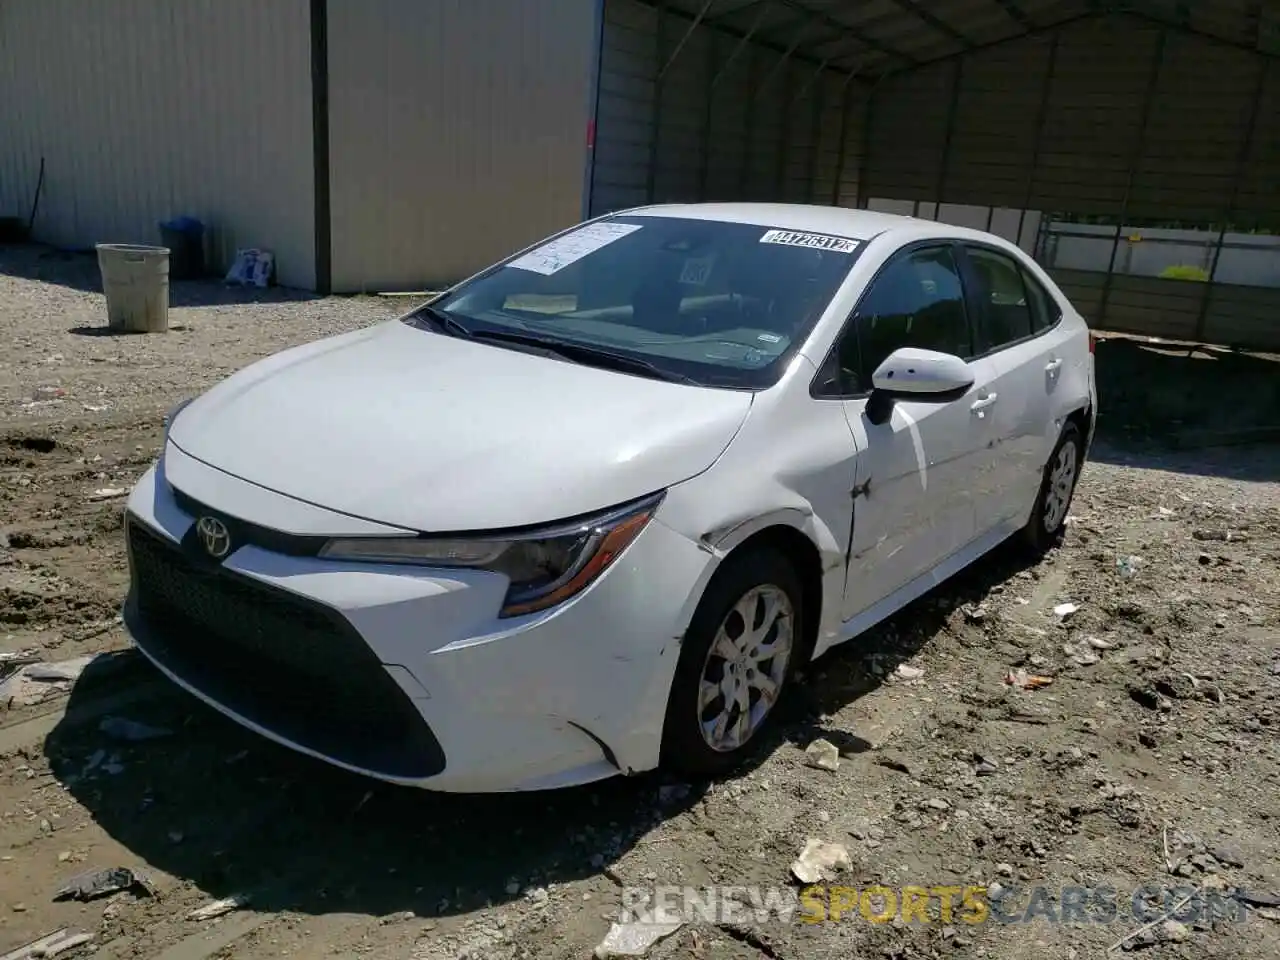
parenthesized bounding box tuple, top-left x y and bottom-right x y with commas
(168, 320, 753, 531)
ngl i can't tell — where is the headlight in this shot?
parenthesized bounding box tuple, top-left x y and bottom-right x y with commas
(319, 492, 664, 618)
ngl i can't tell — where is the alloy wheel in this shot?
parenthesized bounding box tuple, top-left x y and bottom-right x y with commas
(1042, 439, 1079, 532)
(697, 585, 794, 753)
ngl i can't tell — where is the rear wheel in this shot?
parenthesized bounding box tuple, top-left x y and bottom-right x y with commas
(662, 548, 804, 777)
(1022, 420, 1083, 554)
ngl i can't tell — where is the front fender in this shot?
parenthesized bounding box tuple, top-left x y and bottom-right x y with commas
(652, 362, 860, 660)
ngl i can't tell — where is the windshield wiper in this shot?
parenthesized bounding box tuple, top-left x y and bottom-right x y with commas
(470, 329, 700, 385)
(406, 304, 474, 339)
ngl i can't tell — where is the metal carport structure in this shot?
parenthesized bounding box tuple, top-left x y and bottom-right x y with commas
(588, 0, 1280, 350)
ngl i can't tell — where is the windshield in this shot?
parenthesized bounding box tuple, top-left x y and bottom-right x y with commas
(418, 215, 866, 389)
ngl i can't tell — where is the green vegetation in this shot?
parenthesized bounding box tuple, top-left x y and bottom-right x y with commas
(1159, 264, 1210, 282)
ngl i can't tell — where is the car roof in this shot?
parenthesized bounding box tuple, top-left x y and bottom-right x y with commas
(621, 202, 1005, 246)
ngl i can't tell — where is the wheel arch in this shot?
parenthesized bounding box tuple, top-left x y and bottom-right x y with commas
(696, 520, 825, 669)
(1065, 403, 1093, 450)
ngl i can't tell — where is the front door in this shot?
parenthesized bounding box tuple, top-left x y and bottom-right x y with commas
(810, 242, 1000, 622)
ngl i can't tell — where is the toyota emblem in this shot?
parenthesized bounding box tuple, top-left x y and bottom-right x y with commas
(196, 516, 232, 559)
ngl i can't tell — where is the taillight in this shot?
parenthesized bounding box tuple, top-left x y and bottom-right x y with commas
(1088, 332, 1096, 354)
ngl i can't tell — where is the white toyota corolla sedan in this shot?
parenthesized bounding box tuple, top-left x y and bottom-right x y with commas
(123, 203, 1095, 792)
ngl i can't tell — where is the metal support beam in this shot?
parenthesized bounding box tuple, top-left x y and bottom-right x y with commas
(309, 0, 331, 294)
(933, 56, 964, 212)
(709, 3, 768, 88)
(805, 69, 827, 204)
(854, 76, 882, 208)
(829, 71, 859, 205)
(772, 0, 918, 66)
(1123, 9, 1280, 61)
(774, 61, 796, 199)
(1017, 31, 1059, 258)
(803, 26, 871, 60)
(890, 11, 1090, 78)
(703, 0, 768, 24)
(697, 33, 720, 201)
(629, 0, 840, 78)
(657, 0, 716, 80)
(645, 2, 670, 204)
(1096, 25, 1168, 327)
(734, 17, 809, 197)
(744, 15, 812, 196)
(740, 10, 814, 196)
(789, 57, 830, 104)
(1031, 212, 1049, 262)
(1246, 0, 1264, 51)
(737, 44, 762, 196)
(697, 8, 768, 199)
(1193, 57, 1269, 344)
(751, 17, 814, 97)
(887, 0, 974, 49)
(779, 57, 832, 201)
(583, 0, 608, 217)
(989, 0, 1033, 30)
(653, 0, 715, 203)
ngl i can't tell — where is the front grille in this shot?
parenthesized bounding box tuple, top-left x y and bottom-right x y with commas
(125, 518, 445, 779)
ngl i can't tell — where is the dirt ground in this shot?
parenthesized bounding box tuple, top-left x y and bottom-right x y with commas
(1, 243, 1279, 960)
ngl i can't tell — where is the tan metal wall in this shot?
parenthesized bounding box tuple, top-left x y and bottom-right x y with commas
(327, 0, 599, 293)
(590, 0, 865, 217)
(0, 0, 316, 289)
(864, 15, 1280, 352)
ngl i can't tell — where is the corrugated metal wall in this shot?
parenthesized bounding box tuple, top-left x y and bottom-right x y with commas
(326, 0, 598, 293)
(0, 0, 317, 289)
(590, 0, 865, 216)
(864, 16, 1280, 351)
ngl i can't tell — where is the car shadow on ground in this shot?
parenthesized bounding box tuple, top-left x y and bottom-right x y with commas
(0, 243, 322, 310)
(1090, 334, 1280, 483)
(42, 538, 1041, 922)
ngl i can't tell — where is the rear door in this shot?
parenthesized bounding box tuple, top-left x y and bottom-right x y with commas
(809, 242, 1001, 622)
(956, 243, 1071, 531)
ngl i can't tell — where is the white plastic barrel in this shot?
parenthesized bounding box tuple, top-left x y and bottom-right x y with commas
(96, 243, 170, 333)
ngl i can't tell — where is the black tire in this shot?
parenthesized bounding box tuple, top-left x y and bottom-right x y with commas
(1021, 420, 1084, 555)
(661, 547, 805, 778)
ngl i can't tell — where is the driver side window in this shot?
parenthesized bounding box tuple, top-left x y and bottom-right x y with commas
(823, 245, 973, 396)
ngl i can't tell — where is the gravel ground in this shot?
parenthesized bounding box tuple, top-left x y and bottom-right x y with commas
(1, 243, 1279, 960)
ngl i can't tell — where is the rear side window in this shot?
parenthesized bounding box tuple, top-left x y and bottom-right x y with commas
(965, 246, 1034, 349)
(1021, 268, 1062, 332)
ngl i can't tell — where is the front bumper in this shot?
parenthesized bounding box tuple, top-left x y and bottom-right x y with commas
(122, 457, 716, 792)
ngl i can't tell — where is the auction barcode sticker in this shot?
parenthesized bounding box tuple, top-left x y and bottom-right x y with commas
(759, 229, 859, 253)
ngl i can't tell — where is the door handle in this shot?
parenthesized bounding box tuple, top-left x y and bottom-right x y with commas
(1045, 358, 1063, 375)
(970, 393, 998, 414)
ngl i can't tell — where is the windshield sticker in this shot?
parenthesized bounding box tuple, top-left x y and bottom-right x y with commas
(679, 256, 714, 285)
(759, 229, 859, 253)
(508, 222, 642, 276)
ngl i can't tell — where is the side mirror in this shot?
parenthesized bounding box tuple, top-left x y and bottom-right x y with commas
(870, 347, 974, 396)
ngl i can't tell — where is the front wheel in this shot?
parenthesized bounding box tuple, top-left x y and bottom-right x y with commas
(1022, 420, 1084, 554)
(661, 548, 804, 778)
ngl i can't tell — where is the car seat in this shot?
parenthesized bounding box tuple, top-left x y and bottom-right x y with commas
(630, 268, 686, 335)
(726, 246, 827, 338)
